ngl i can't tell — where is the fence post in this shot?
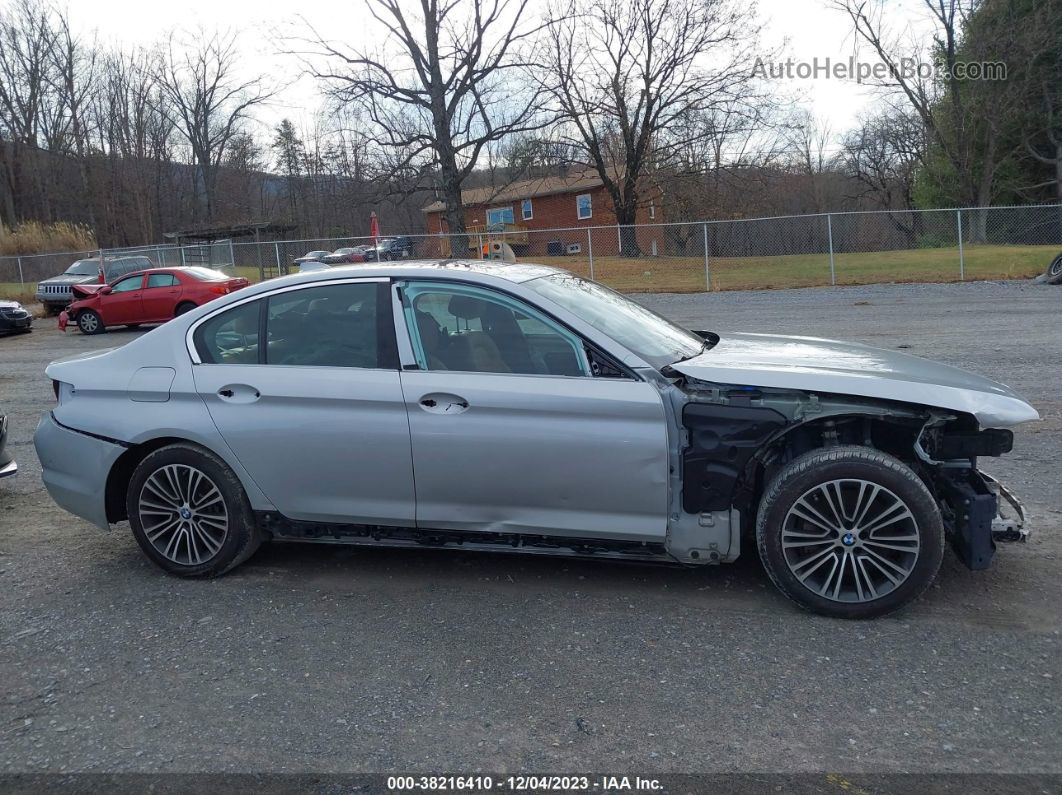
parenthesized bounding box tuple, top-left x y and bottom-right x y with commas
(274, 243, 282, 276)
(826, 214, 836, 286)
(228, 239, 235, 268)
(956, 209, 965, 280)
(587, 228, 594, 281)
(703, 224, 711, 291)
(16, 256, 23, 286)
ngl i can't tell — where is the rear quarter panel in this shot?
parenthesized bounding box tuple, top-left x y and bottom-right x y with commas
(46, 325, 277, 513)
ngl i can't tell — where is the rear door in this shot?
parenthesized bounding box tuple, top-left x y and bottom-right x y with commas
(189, 278, 415, 526)
(397, 280, 669, 541)
(141, 272, 181, 321)
(101, 274, 145, 325)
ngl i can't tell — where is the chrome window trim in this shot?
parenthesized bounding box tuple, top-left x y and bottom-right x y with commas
(185, 276, 390, 365)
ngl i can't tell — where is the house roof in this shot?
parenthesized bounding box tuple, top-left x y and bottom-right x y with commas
(421, 171, 606, 214)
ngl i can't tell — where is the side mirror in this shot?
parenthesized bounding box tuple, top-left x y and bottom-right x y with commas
(100, 285, 112, 295)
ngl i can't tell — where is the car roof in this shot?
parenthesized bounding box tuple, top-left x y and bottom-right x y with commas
(117, 266, 214, 279)
(305, 259, 563, 284)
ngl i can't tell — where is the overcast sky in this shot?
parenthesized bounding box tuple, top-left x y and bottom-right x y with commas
(65, 0, 935, 152)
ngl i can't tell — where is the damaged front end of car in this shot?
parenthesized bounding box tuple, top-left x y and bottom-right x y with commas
(916, 418, 1029, 570)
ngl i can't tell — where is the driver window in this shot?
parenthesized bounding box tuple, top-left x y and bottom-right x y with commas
(110, 275, 143, 293)
(402, 283, 589, 376)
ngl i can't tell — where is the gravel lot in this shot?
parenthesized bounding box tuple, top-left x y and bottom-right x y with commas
(0, 280, 1059, 778)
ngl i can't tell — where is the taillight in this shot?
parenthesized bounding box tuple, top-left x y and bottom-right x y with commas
(209, 285, 228, 295)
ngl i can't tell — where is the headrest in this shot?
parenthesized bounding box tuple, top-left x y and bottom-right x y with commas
(447, 294, 490, 319)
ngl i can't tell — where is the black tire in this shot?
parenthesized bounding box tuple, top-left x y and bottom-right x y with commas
(77, 309, 105, 335)
(1046, 253, 1062, 285)
(756, 445, 944, 619)
(175, 302, 196, 316)
(126, 443, 263, 578)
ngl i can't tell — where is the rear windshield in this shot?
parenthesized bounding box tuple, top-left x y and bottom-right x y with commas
(182, 267, 230, 281)
(64, 259, 100, 276)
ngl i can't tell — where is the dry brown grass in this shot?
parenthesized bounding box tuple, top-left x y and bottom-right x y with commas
(0, 221, 97, 257)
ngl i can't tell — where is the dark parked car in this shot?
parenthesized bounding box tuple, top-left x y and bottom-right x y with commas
(0, 299, 33, 335)
(36, 256, 153, 314)
(360, 237, 416, 262)
(321, 247, 367, 265)
(292, 250, 332, 271)
(0, 414, 15, 479)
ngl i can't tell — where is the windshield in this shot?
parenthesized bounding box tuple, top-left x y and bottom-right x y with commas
(182, 267, 230, 281)
(64, 259, 99, 276)
(523, 273, 705, 368)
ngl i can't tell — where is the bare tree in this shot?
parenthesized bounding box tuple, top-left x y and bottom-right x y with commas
(0, 0, 59, 223)
(298, 0, 550, 255)
(542, 0, 763, 255)
(155, 29, 274, 222)
(50, 10, 99, 229)
(840, 107, 925, 210)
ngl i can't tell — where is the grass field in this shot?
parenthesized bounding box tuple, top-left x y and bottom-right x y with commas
(2, 243, 1055, 307)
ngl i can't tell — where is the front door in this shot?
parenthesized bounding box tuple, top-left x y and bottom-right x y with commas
(103, 274, 145, 325)
(397, 280, 669, 541)
(189, 278, 415, 526)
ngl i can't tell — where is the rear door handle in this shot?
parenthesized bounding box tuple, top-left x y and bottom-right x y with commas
(217, 385, 260, 403)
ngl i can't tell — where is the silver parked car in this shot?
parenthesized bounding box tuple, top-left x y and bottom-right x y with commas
(34, 262, 1038, 618)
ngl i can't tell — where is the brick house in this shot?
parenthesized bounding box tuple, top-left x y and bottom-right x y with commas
(421, 171, 664, 257)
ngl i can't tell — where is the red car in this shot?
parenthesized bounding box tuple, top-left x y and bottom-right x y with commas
(59, 266, 250, 335)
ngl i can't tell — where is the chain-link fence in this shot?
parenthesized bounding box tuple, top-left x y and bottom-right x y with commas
(2, 204, 1059, 298)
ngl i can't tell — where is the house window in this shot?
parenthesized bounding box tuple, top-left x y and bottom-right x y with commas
(576, 194, 592, 220)
(486, 206, 514, 226)
(521, 198, 533, 221)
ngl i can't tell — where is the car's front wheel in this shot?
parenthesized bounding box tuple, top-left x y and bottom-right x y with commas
(77, 309, 105, 335)
(126, 443, 263, 577)
(756, 445, 943, 619)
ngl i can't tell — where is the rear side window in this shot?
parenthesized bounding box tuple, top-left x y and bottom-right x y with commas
(147, 273, 178, 288)
(265, 283, 395, 368)
(193, 282, 396, 369)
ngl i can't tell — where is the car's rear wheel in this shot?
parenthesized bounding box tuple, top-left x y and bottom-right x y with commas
(756, 445, 943, 619)
(175, 302, 196, 316)
(77, 309, 105, 335)
(126, 443, 263, 577)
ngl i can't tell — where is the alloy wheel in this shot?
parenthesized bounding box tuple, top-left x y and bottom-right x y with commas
(781, 479, 920, 603)
(78, 313, 99, 333)
(137, 464, 229, 566)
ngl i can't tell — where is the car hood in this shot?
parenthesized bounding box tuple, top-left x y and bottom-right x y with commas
(0, 299, 24, 309)
(39, 274, 96, 285)
(670, 332, 1039, 428)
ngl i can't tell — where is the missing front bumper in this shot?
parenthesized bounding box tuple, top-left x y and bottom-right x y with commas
(937, 469, 1029, 570)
